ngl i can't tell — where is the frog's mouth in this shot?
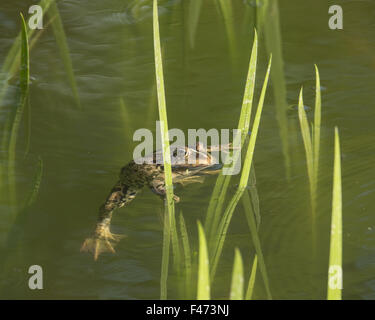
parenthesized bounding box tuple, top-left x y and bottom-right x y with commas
(192, 162, 223, 175)
(206, 163, 223, 171)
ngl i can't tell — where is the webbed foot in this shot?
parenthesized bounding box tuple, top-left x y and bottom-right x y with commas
(80, 225, 124, 260)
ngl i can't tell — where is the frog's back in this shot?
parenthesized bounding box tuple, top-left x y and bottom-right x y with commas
(119, 160, 160, 188)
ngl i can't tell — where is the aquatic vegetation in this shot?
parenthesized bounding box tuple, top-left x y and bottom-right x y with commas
(0, 0, 80, 204)
(0, 0, 80, 109)
(297, 71, 343, 300)
(205, 31, 272, 299)
(0, 0, 351, 301)
(205, 30, 259, 240)
(179, 212, 193, 299)
(298, 88, 314, 208)
(196, 221, 245, 300)
(313, 66, 322, 192)
(0, 16, 44, 288)
(229, 248, 244, 300)
(297, 67, 322, 239)
(327, 128, 343, 300)
(153, 0, 176, 299)
(245, 254, 258, 299)
(6, 13, 30, 206)
(0, 1, 50, 196)
(195, 225, 252, 300)
(197, 221, 210, 299)
(0, 0, 52, 105)
(152, 0, 273, 297)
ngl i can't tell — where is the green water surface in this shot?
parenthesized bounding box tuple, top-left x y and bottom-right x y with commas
(0, 0, 374, 299)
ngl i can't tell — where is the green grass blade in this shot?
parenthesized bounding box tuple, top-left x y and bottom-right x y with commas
(153, 0, 176, 299)
(23, 97, 31, 158)
(313, 65, 321, 186)
(48, 0, 81, 109)
(153, 0, 174, 208)
(170, 206, 181, 274)
(210, 56, 272, 287)
(205, 31, 258, 238)
(298, 87, 316, 215)
(327, 127, 343, 300)
(237, 30, 258, 144)
(230, 248, 244, 300)
(197, 221, 210, 300)
(7, 13, 30, 206)
(239, 55, 272, 189)
(245, 255, 258, 300)
(0, 0, 52, 102)
(179, 212, 193, 299)
(188, 0, 202, 49)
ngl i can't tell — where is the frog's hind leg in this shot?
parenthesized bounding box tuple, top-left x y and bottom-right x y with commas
(81, 181, 138, 260)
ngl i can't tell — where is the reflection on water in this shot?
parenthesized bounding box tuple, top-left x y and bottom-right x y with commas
(0, 0, 374, 299)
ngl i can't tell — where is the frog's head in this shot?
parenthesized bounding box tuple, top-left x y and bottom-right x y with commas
(172, 142, 236, 174)
(185, 142, 221, 171)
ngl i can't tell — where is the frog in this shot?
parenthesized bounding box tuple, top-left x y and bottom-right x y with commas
(81, 142, 233, 260)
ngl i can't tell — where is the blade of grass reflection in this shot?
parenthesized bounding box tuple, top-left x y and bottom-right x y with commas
(242, 166, 261, 299)
(160, 205, 171, 300)
(179, 212, 193, 299)
(0, 13, 54, 169)
(119, 97, 133, 143)
(48, 0, 81, 109)
(7, 13, 30, 206)
(0, 156, 43, 273)
(257, 0, 291, 179)
(188, 0, 202, 49)
(216, 0, 237, 68)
